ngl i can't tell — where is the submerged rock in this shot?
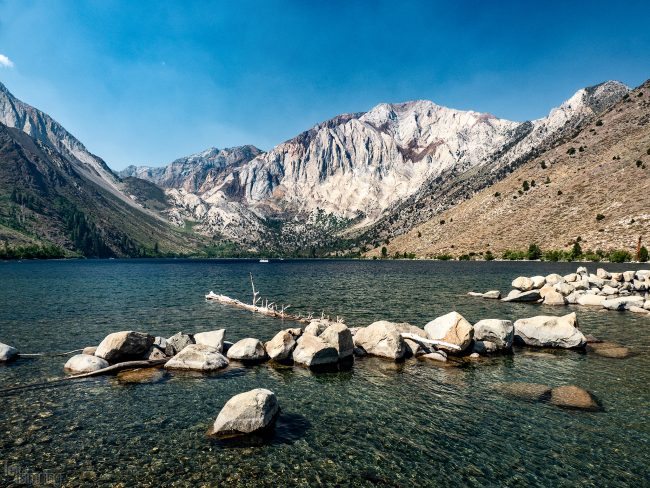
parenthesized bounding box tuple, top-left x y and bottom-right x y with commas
(514, 312, 586, 349)
(424, 312, 473, 353)
(586, 341, 633, 359)
(473, 319, 513, 350)
(549, 385, 601, 411)
(319, 323, 354, 359)
(0, 342, 18, 362)
(208, 388, 279, 438)
(116, 367, 166, 384)
(420, 351, 448, 362)
(193, 330, 226, 352)
(353, 321, 407, 360)
(494, 382, 551, 401)
(64, 354, 109, 374)
(226, 338, 267, 362)
(292, 334, 339, 367)
(95, 331, 154, 363)
(164, 344, 228, 371)
(265, 330, 298, 362)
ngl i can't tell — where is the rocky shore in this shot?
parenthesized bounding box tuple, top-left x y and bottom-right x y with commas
(473, 266, 650, 314)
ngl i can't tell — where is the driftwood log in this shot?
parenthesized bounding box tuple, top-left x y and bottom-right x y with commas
(400, 332, 462, 351)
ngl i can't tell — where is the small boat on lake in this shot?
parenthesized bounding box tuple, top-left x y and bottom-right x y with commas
(259, 259, 269, 263)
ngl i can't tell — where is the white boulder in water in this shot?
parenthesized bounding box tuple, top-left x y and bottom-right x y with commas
(514, 312, 586, 349)
(208, 388, 279, 438)
(473, 319, 514, 350)
(0, 342, 18, 362)
(165, 344, 228, 371)
(226, 338, 267, 362)
(64, 354, 109, 374)
(193, 330, 226, 352)
(424, 311, 474, 353)
(95, 331, 154, 363)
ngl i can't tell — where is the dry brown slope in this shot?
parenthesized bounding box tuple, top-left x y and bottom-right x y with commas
(369, 81, 650, 258)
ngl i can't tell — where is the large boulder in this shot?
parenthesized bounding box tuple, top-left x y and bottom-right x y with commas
(95, 331, 154, 363)
(353, 321, 407, 360)
(545, 274, 564, 286)
(424, 312, 474, 353)
(543, 290, 567, 306)
(602, 296, 645, 311)
(554, 283, 575, 296)
(0, 342, 18, 362)
(164, 344, 228, 371)
(226, 338, 267, 362)
(64, 354, 109, 374)
(512, 276, 534, 291)
(193, 330, 225, 352)
(473, 319, 514, 350)
(514, 313, 586, 349)
(501, 290, 541, 302)
(292, 334, 339, 367)
(167, 332, 195, 355)
(564, 273, 578, 283)
(530, 276, 546, 289)
(601, 285, 619, 296)
(622, 270, 636, 282)
(635, 270, 650, 280)
(208, 389, 279, 438)
(264, 330, 298, 362)
(304, 319, 335, 336)
(596, 268, 611, 279)
(577, 294, 607, 307)
(549, 385, 601, 411)
(319, 323, 354, 359)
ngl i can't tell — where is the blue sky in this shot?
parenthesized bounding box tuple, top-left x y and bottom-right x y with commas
(0, 0, 648, 170)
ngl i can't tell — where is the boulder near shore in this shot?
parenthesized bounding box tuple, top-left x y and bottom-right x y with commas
(208, 388, 279, 438)
(95, 331, 154, 363)
(0, 342, 18, 362)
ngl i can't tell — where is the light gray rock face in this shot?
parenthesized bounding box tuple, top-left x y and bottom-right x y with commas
(226, 338, 267, 362)
(502, 290, 541, 302)
(82, 346, 97, 356)
(319, 323, 354, 359)
(0, 342, 18, 362)
(164, 344, 229, 371)
(565, 292, 580, 304)
(610, 272, 623, 282)
(577, 294, 607, 307)
(473, 320, 514, 350)
(469, 290, 501, 299)
(64, 354, 109, 374)
(208, 389, 279, 438)
(596, 268, 611, 279)
(530, 276, 546, 289)
(512, 277, 534, 291)
(95, 331, 154, 363)
(539, 284, 555, 299)
(292, 334, 339, 367)
(193, 330, 226, 352)
(576, 266, 588, 276)
(424, 312, 474, 353)
(545, 274, 564, 286)
(602, 296, 645, 311)
(264, 330, 298, 362)
(622, 271, 636, 282)
(154, 336, 174, 356)
(514, 313, 586, 349)
(635, 270, 650, 280)
(304, 319, 335, 336)
(543, 291, 567, 306)
(564, 273, 578, 283)
(353, 321, 407, 360)
(145, 346, 168, 360)
(573, 279, 589, 291)
(554, 283, 574, 296)
(167, 332, 195, 355)
(633, 280, 648, 292)
(601, 285, 619, 296)
(644, 300, 650, 311)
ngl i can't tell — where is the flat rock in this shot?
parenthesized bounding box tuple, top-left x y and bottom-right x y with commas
(164, 344, 228, 371)
(208, 388, 279, 438)
(319, 323, 354, 358)
(353, 321, 407, 360)
(587, 341, 632, 359)
(424, 312, 474, 353)
(116, 367, 165, 384)
(514, 312, 586, 349)
(193, 330, 226, 352)
(292, 334, 339, 367)
(468, 290, 501, 299)
(501, 290, 541, 303)
(64, 354, 109, 374)
(226, 338, 267, 362)
(549, 385, 601, 411)
(602, 296, 645, 311)
(494, 382, 551, 401)
(420, 351, 448, 362)
(265, 330, 298, 362)
(629, 306, 650, 315)
(95, 331, 154, 363)
(577, 294, 607, 307)
(473, 319, 514, 350)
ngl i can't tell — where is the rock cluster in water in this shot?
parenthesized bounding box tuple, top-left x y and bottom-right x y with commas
(471, 267, 650, 314)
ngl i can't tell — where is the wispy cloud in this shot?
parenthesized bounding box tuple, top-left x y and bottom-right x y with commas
(0, 54, 14, 68)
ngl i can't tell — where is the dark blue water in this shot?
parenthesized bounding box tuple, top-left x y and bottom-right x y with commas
(0, 259, 648, 486)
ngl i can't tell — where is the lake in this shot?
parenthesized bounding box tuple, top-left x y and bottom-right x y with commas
(1, 259, 648, 486)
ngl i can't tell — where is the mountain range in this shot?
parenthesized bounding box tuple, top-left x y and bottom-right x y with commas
(1, 77, 646, 258)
